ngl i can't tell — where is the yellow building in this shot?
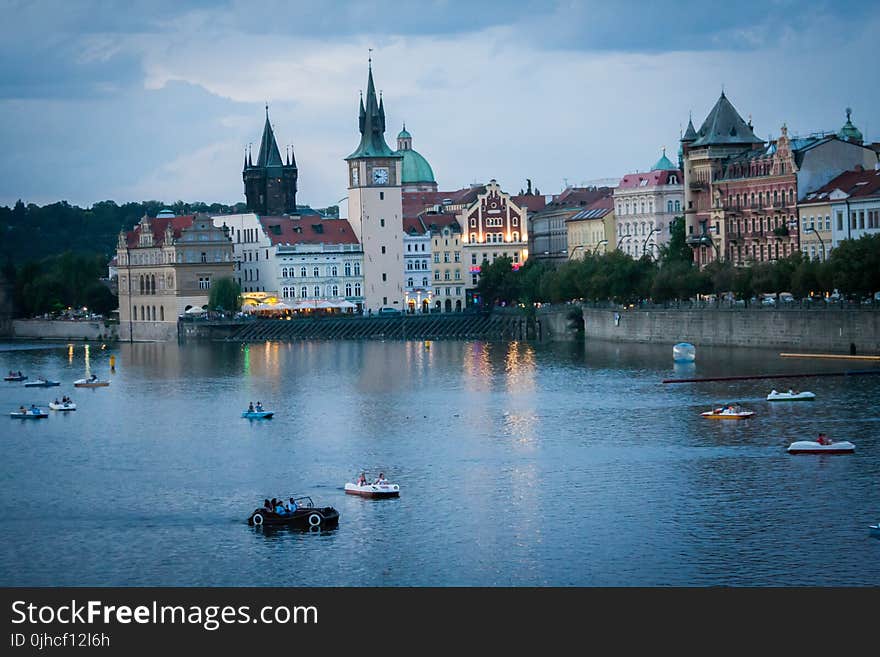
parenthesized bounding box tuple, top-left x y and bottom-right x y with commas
(117, 212, 234, 340)
(424, 214, 465, 312)
(566, 196, 616, 258)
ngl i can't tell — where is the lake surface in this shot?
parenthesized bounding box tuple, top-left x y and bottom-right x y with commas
(1, 338, 879, 586)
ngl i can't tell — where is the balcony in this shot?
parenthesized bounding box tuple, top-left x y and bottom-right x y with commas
(689, 180, 708, 191)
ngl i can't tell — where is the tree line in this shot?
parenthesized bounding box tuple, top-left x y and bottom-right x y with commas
(477, 219, 880, 307)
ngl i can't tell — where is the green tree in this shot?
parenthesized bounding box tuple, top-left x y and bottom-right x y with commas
(658, 217, 692, 265)
(208, 277, 242, 312)
(828, 234, 880, 298)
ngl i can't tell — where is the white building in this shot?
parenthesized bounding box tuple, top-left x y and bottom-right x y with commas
(613, 150, 683, 259)
(211, 213, 276, 294)
(403, 217, 432, 313)
(807, 167, 880, 248)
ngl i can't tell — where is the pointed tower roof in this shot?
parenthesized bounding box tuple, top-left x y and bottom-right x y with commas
(837, 107, 863, 144)
(691, 92, 763, 147)
(681, 115, 697, 142)
(346, 63, 398, 160)
(256, 106, 284, 169)
(651, 148, 677, 171)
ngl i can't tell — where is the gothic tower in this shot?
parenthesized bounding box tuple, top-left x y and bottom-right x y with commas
(243, 107, 298, 215)
(345, 61, 404, 312)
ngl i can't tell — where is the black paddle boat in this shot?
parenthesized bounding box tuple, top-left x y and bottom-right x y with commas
(247, 496, 339, 529)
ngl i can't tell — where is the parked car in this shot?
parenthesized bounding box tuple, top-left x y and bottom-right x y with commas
(779, 292, 795, 305)
(377, 307, 402, 316)
(761, 295, 776, 306)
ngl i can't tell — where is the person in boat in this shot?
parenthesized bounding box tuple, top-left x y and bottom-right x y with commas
(817, 432, 832, 446)
(373, 472, 388, 485)
(286, 497, 298, 513)
(19, 405, 26, 414)
(88, 373, 97, 382)
(357, 473, 367, 486)
(255, 401, 264, 412)
(263, 498, 272, 513)
(248, 402, 255, 413)
(54, 398, 60, 405)
(275, 499, 287, 515)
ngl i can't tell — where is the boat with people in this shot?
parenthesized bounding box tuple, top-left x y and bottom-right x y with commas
(241, 401, 273, 419)
(24, 378, 61, 388)
(49, 397, 76, 411)
(4, 371, 27, 382)
(247, 496, 339, 529)
(74, 375, 109, 388)
(10, 406, 48, 419)
(345, 472, 400, 498)
(787, 433, 855, 454)
(767, 389, 816, 402)
(701, 404, 754, 420)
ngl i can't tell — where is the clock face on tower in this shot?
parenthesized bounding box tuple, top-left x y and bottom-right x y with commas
(372, 167, 389, 185)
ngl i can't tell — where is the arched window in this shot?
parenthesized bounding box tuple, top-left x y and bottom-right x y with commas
(300, 266, 307, 278)
(282, 267, 288, 278)
(141, 305, 146, 321)
(301, 286, 307, 298)
(139, 275, 144, 294)
(354, 262, 361, 276)
(407, 262, 413, 270)
(674, 200, 681, 212)
(407, 277, 414, 287)
(160, 306, 164, 321)
(354, 283, 361, 296)
(151, 306, 156, 320)
(344, 262, 352, 276)
(470, 233, 477, 243)
(512, 232, 519, 242)
(133, 306, 137, 320)
(422, 277, 428, 286)
(331, 284, 339, 297)
(667, 200, 673, 213)
(313, 266, 320, 277)
(345, 283, 352, 296)
(331, 265, 338, 276)
(314, 285, 320, 297)
(789, 189, 794, 204)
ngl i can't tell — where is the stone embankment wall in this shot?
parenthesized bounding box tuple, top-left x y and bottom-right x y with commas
(12, 319, 119, 341)
(582, 307, 880, 353)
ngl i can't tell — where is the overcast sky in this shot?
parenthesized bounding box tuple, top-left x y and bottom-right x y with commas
(1, 0, 878, 213)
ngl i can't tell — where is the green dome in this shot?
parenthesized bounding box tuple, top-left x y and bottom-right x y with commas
(838, 108, 863, 143)
(398, 127, 412, 139)
(651, 148, 676, 171)
(398, 148, 435, 184)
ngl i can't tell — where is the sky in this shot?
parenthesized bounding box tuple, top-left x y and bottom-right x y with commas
(1, 0, 878, 215)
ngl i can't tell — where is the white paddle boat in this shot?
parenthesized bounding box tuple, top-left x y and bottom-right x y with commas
(10, 408, 48, 419)
(767, 389, 816, 402)
(701, 404, 754, 420)
(25, 378, 61, 388)
(49, 401, 77, 411)
(345, 476, 400, 498)
(787, 438, 855, 454)
(74, 376, 109, 388)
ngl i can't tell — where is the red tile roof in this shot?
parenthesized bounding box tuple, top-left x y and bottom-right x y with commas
(259, 216, 360, 246)
(618, 169, 683, 189)
(403, 217, 427, 235)
(124, 214, 195, 248)
(801, 166, 880, 203)
(511, 194, 547, 213)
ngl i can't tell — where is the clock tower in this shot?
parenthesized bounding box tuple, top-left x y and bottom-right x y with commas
(345, 61, 404, 313)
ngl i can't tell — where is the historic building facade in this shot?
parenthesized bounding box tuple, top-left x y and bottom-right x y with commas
(614, 150, 683, 259)
(426, 213, 465, 312)
(211, 213, 277, 293)
(345, 63, 405, 312)
(117, 213, 234, 341)
(243, 108, 298, 215)
(529, 187, 612, 264)
(682, 93, 878, 266)
(567, 196, 615, 258)
(459, 180, 529, 289)
(403, 217, 432, 313)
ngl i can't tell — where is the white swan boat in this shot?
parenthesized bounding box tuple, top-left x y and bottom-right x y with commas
(49, 401, 77, 411)
(787, 440, 855, 455)
(767, 389, 816, 402)
(344, 481, 400, 498)
(74, 377, 109, 388)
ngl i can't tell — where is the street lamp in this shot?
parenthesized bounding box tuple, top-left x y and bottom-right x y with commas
(569, 244, 585, 260)
(642, 226, 661, 256)
(803, 226, 826, 261)
(592, 239, 608, 255)
(616, 233, 632, 250)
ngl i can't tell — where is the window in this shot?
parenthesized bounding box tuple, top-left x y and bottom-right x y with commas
(667, 201, 673, 213)
(434, 271, 440, 281)
(444, 271, 451, 281)
(354, 262, 361, 276)
(300, 266, 307, 277)
(433, 253, 440, 263)
(444, 252, 450, 263)
(160, 307, 164, 321)
(381, 246, 386, 254)
(301, 286, 307, 298)
(454, 270, 461, 280)
(345, 262, 352, 276)
(345, 283, 352, 296)
(314, 285, 320, 297)
(282, 267, 288, 278)
(674, 200, 680, 212)
(380, 219, 385, 227)
(198, 277, 211, 290)
(331, 265, 338, 276)
(379, 192, 384, 200)
(422, 277, 428, 286)
(407, 262, 413, 271)
(132, 306, 137, 320)
(470, 218, 476, 228)
(825, 215, 831, 231)
(354, 283, 362, 296)
(382, 273, 387, 282)
(313, 266, 320, 277)
(470, 233, 477, 243)
(331, 284, 339, 297)
(200, 252, 207, 263)
(407, 277, 413, 287)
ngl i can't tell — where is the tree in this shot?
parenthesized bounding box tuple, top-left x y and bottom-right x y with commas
(208, 277, 242, 312)
(658, 217, 692, 265)
(828, 234, 880, 298)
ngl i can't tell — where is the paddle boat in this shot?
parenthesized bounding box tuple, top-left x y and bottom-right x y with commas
(10, 407, 48, 419)
(767, 389, 816, 402)
(4, 372, 26, 382)
(870, 523, 880, 538)
(24, 378, 61, 388)
(49, 400, 77, 411)
(701, 404, 754, 420)
(345, 475, 400, 499)
(242, 406, 274, 419)
(787, 434, 855, 455)
(247, 496, 339, 529)
(74, 376, 109, 388)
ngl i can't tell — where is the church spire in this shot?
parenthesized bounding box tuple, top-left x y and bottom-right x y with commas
(256, 105, 284, 168)
(346, 61, 396, 159)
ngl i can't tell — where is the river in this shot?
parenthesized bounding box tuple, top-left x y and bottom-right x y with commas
(1, 339, 878, 585)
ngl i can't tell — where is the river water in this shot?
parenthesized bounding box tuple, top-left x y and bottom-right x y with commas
(1, 339, 878, 586)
